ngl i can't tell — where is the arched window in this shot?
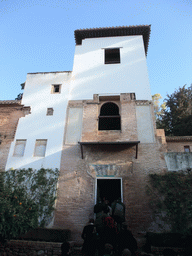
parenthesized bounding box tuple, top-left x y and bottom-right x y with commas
(99, 102, 121, 130)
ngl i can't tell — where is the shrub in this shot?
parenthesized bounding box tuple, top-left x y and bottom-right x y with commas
(0, 168, 59, 240)
(147, 171, 192, 233)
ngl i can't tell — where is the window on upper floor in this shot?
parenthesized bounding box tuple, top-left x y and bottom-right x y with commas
(184, 146, 190, 152)
(13, 139, 26, 157)
(105, 48, 120, 64)
(99, 102, 121, 130)
(34, 139, 47, 157)
(51, 84, 61, 94)
(47, 108, 54, 116)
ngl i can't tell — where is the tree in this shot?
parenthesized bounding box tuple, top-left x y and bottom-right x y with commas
(152, 93, 166, 128)
(156, 85, 192, 136)
(0, 168, 59, 240)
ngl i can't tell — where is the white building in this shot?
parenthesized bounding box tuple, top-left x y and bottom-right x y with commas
(6, 25, 154, 171)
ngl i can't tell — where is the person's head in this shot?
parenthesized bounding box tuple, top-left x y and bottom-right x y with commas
(122, 222, 127, 230)
(117, 197, 121, 202)
(104, 243, 113, 255)
(61, 241, 70, 255)
(122, 248, 131, 256)
(163, 248, 176, 256)
(88, 218, 94, 224)
(103, 204, 109, 214)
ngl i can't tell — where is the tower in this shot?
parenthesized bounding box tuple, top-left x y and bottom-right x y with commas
(5, 25, 166, 240)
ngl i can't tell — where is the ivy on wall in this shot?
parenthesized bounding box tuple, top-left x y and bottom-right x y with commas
(0, 168, 59, 240)
(147, 171, 192, 234)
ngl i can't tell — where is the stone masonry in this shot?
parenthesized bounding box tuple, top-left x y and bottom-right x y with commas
(0, 100, 30, 171)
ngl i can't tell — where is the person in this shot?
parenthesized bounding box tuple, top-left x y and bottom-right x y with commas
(81, 218, 97, 256)
(103, 243, 113, 256)
(121, 249, 132, 256)
(94, 198, 103, 219)
(103, 198, 112, 216)
(111, 198, 125, 231)
(101, 210, 118, 253)
(61, 241, 70, 256)
(117, 223, 137, 256)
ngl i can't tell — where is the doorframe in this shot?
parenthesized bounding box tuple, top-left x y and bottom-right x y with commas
(95, 177, 123, 204)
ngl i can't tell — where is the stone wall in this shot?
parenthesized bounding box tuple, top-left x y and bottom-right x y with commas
(0, 101, 30, 171)
(167, 140, 192, 152)
(0, 240, 63, 256)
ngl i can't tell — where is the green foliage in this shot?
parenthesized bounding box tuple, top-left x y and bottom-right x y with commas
(152, 93, 166, 128)
(0, 168, 59, 240)
(157, 84, 192, 136)
(147, 171, 192, 233)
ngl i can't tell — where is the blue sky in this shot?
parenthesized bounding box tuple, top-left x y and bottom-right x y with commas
(0, 0, 192, 101)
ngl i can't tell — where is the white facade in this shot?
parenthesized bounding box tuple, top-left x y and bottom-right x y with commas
(6, 72, 71, 170)
(6, 26, 154, 171)
(70, 36, 152, 101)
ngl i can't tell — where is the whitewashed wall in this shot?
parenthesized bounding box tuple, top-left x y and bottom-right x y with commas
(6, 72, 71, 170)
(70, 36, 152, 101)
(136, 104, 155, 143)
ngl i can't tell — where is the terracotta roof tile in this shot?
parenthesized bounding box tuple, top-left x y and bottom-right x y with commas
(74, 25, 151, 55)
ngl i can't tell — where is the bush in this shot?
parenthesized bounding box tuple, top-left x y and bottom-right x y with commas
(0, 168, 59, 240)
(147, 171, 192, 233)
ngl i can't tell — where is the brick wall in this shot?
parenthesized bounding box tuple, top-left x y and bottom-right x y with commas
(0, 101, 30, 171)
(55, 95, 167, 241)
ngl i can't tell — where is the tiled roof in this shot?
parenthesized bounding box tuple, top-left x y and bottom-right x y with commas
(0, 100, 21, 105)
(74, 25, 151, 55)
(166, 136, 192, 142)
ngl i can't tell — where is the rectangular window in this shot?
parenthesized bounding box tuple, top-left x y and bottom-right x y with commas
(13, 140, 26, 157)
(34, 139, 47, 157)
(51, 84, 61, 94)
(184, 146, 190, 152)
(47, 108, 54, 116)
(105, 48, 120, 64)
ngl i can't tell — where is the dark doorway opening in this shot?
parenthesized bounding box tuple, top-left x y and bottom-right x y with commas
(96, 179, 122, 205)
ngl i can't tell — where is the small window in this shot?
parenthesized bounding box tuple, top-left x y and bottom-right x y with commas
(99, 102, 121, 130)
(105, 48, 120, 64)
(47, 108, 54, 116)
(13, 140, 26, 157)
(34, 139, 47, 157)
(51, 84, 61, 94)
(184, 146, 190, 152)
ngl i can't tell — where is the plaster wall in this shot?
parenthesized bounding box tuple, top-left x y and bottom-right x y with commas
(6, 72, 71, 170)
(136, 104, 155, 143)
(70, 36, 152, 101)
(164, 152, 192, 171)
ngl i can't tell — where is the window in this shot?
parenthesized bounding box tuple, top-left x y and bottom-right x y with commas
(105, 48, 120, 64)
(184, 146, 190, 152)
(99, 102, 121, 130)
(13, 140, 26, 157)
(47, 108, 54, 116)
(51, 84, 61, 94)
(34, 139, 47, 157)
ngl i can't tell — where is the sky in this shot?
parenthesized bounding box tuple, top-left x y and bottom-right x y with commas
(0, 0, 192, 102)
